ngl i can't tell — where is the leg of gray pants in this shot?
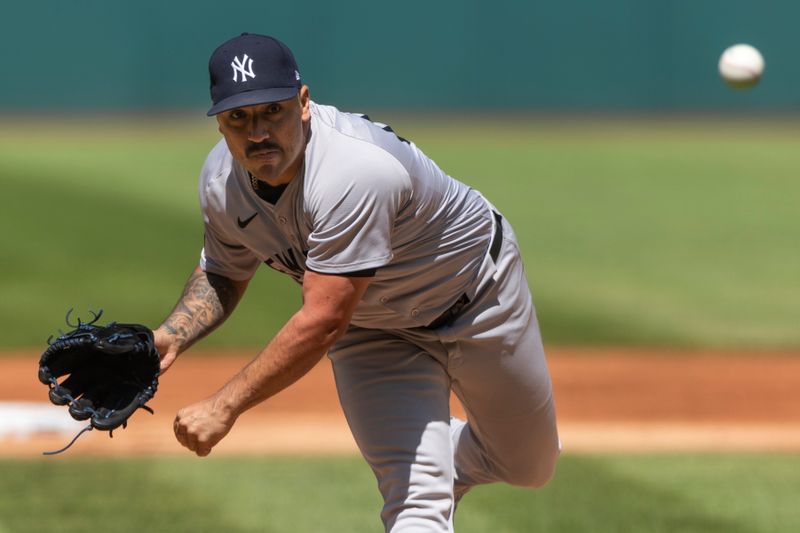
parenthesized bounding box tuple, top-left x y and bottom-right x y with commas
(447, 312, 559, 500)
(329, 329, 457, 532)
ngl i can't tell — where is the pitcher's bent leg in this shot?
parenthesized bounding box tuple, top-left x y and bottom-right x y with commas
(329, 327, 456, 532)
(450, 314, 560, 499)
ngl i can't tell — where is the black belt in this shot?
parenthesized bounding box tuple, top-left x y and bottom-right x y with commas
(427, 211, 503, 329)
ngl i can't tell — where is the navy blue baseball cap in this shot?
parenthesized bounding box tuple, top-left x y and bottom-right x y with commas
(207, 33, 302, 116)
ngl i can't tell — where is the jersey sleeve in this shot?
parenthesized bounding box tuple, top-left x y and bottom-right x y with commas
(197, 142, 261, 281)
(199, 223, 261, 281)
(304, 147, 410, 274)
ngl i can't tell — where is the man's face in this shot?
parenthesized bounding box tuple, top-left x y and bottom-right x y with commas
(216, 85, 311, 185)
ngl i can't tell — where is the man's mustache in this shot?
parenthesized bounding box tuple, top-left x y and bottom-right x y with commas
(246, 141, 281, 157)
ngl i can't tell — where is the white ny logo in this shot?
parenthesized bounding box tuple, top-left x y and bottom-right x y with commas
(231, 54, 256, 82)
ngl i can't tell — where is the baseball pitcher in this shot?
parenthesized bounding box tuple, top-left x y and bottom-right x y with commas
(154, 33, 560, 532)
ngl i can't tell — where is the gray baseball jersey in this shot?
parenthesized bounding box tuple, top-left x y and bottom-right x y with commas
(199, 101, 495, 329)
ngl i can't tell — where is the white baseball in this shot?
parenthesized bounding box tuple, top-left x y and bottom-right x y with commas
(718, 44, 764, 90)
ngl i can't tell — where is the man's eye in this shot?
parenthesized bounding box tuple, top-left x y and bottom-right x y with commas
(230, 110, 246, 120)
(267, 104, 281, 114)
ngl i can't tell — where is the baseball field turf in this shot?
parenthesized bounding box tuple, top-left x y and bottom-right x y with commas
(1, 454, 799, 532)
(1, 117, 798, 532)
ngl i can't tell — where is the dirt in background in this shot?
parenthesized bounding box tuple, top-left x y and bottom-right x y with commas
(2, 347, 799, 456)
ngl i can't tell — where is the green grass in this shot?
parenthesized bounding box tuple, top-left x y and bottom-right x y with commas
(1, 454, 799, 532)
(1, 116, 798, 348)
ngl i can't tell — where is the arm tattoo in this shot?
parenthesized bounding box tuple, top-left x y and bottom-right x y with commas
(162, 270, 240, 352)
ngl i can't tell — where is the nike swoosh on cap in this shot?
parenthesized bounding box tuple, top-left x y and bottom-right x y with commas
(237, 213, 258, 228)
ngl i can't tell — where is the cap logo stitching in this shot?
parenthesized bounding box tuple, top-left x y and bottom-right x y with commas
(231, 54, 256, 82)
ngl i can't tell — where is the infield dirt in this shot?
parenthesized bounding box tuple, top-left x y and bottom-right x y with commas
(2, 348, 799, 456)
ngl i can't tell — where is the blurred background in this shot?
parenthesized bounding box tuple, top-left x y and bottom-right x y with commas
(1, 1, 799, 532)
(2, 0, 799, 111)
(0, 0, 797, 348)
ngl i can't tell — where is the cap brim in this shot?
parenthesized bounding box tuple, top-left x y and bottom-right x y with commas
(207, 86, 300, 116)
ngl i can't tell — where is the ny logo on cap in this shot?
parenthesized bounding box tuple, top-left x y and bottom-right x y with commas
(231, 54, 256, 82)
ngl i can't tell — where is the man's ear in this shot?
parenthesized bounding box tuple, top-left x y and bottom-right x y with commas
(299, 85, 311, 121)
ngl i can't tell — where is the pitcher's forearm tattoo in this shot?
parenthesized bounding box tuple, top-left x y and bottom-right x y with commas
(162, 270, 240, 351)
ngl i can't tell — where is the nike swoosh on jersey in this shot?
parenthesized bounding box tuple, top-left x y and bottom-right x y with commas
(237, 212, 258, 228)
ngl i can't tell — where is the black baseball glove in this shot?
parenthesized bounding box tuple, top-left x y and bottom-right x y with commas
(38, 310, 160, 454)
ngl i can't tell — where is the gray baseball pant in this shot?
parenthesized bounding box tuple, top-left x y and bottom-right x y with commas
(328, 214, 561, 532)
